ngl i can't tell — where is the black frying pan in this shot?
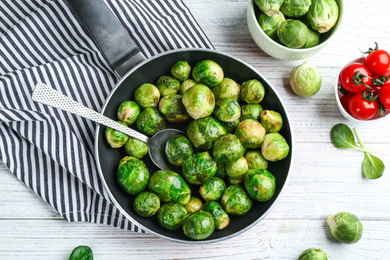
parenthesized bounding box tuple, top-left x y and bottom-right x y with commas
(67, 0, 294, 243)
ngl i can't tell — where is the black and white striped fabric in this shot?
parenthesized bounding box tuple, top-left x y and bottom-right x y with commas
(0, 0, 213, 231)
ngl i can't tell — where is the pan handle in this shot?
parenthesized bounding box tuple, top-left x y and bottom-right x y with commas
(66, 0, 146, 77)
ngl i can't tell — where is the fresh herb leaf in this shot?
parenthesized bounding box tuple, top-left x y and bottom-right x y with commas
(330, 124, 371, 152)
(69, 245, 93, 260)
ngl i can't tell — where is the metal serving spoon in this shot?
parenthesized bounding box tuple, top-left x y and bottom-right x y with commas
(32, 82, 184, 171)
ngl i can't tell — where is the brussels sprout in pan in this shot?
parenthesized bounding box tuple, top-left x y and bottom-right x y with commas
(258, 11, 286, 40)
(261, 133, 290, 162)
(105, 121, 130, 148)
(199, 177, 226, 202)
(290, 61, 322, 97)
(136, 107, 165, 136)
(260, 110, 283, 133)
(214, 163, 227, 179)
(133, 191, 160, 217)
(165, 135, 193, 167)
(124, 137, 148, 159)
(306, 0, 339, 33)
(157, 203, 187, 231)
(213, 134, 245, 164)
(244, 169, 276, 202)
(148, 170, 191, 205)
(240, 103, 263, 121)
(182, 84, 215, 120)
(212, 78, 240, 101)
(187, 116, 226, 150)
(302, 29, 320, 48)
(221, 184, 252, 215)
(182, 210, 215, 240)
(134, 83, 160, 109)
(182, 151, 217, 185)
(117, 101, 141, 125)
(225, 156, 249, 179)
(156, 75, 181, 96)
(221, 119, 240, 134)
(116, 156, 149, 195)
(214, 98, 241, 122)
(240, 79, 265, 104)
(281, 0, 312, 18)
(158, 94, 190, 123)
(327, 212, 363, 244)
(245, 149, 268, 170)
(184, 197, 203, 213)
(180, 79, 197, 94)
(254, 0, 285, 17)
(277, 19, 309, 49)
(192, 60, 224, 87)
(298, 248, 329, 260)
(171, 61, 191, 82)
(202, 201, 230, 230)
(235, 119, 266, 149)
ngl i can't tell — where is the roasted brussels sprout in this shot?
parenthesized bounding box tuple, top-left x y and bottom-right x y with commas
(136, 107, 165, 135)
(148, 170, 191, 205)
(212, 78, 240, 101)
(171, 61, 191, 82)
(133, 191, 160, 217)
(244, 169, 276, 201)
(215, 163, 227, 179)
(245, 150, 268, 170)
(261, 133, 290, 162)
(258, 11, 286, 40)
(277, 19, 310, 49)
(184, 197, 203, 213)
(225, 156, 249, 179)
(214, 98, 241, 122)
(221, 184, 252, 215)
(182, 84, 215, 120)
(157, 203, 187, 230)
(187, 116, 226, 150)
(240, 79, 265, 104)
(134, 83, 160, 109)
(213, 134, 245, 164)
(327, 212, 363, 244)
(306, 0, 339, 33)
(180, 79, 197, 94)
(105, 121, 129, 148)
(158, 94, 190, 123)
(182, 210, 215, 240)
(117, 156, 149, 195)
(117, 101, 141, 125)
(235, 119, 266, 149)
(165, 135, 193, 167)
(156, 75, 180, 96)
(298, 248, 329, 260)
(254, 0, 285, 17)
(281, 0, 312, 18)
(290, 61, 322, 97)
(302, 29, 320, 48)
(240, 104, 263, 121)
(202, 201, 230, 230)
(124, 137, 148, 159)
(199, 177, 226, 202)
(182, 151, 217, 185)
(192, 60, 224, 87)
(260, 110, 283, 133)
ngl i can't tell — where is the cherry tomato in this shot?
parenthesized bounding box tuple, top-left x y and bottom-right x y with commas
(339, 63, 372, 93)
(340, 93, 353, 114)
(378, 83, 390, 110)
(348, 93, 379, 120)
(365, 49, 390, 76)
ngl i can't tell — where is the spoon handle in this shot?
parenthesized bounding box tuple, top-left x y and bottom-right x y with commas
(32, 82, 149, 143)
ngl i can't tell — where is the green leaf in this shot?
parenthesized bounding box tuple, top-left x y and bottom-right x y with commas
(69, 246, 93, 260)
(330, 124, 371, 152)
(362, 152, 385, 179)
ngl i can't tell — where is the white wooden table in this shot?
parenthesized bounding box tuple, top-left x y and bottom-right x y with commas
(1, 0, 390, 259)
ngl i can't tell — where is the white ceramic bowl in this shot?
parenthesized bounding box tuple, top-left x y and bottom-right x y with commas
(247, 0, 343, 61)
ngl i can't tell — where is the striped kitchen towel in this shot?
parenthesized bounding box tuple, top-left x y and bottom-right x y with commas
(0, 0, 213, 231)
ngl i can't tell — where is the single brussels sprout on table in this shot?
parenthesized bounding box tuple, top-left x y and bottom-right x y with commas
(184, 197, 203, 213)
(105, 121, 129, 148)
(133, 191, 160, 217)
(213, 134, 245, 164)
(212, 78, 240, 101)
(235, 119, 266, 149)
(192, 60, 224, 88)
(240, 79, 265, 104)
(245, 149, 268, 170)
(182, 84, 215, 120)
(180, 79, 197, 94)
(302, 29, 320, 48)
(182, 151, 217, 185)
(148, 170, 191, 205)
(214, 98, 241, 122)
(298, 248, 329, 260)
(165, 135, 193, 167)
(134, 83, 160, 109)
(136, 107, 165, 135)
(258, 11, 286, 40)
(182, 210, 215, 240)
(124, 137, 148, 159)
(221, 184, 252, 215)
(187, 116, 226, 150)
(156, 75, 180, 96)
(277, 19, 310, 49)
(158, 94, 190, 123)
(199, 177, 226, 202)
(244, 169, 276, 201)
(157, 203, 187, 230)
(290, 61, 322, 97)
(254, 0, 285, 17)
(261, 133, 290, 162)
(117, 156, 149, 195)
(281, 0, 312, 18)
(117, 101, 140, 125)
(171, 61, 191, 82)
(202, 201, 230, 230)
(260, 110, 283, 133)
(306, 0, 339, 33)
(225, 156, 249, 179)
(327, 212, 363, 244)
(221, 119, 240, 134)
(240, 103, 263, 121)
